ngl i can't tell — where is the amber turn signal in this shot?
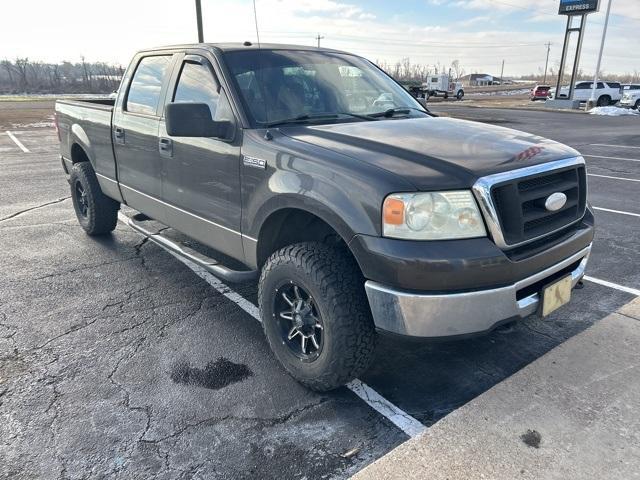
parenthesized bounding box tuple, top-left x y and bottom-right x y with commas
(383, 197, 405, 225)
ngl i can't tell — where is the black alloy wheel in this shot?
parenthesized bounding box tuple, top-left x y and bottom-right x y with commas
(274, 282, 324, 361)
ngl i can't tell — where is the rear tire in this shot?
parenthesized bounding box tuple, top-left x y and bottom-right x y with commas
(597, 95, 611, 107)
(70, 162, 119, 235)
(258, 242, 376, 391)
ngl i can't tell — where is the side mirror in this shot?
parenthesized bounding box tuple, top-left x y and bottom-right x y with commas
(165, 102, 233, 140)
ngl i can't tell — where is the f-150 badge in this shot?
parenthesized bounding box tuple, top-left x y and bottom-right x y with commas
(243, 155, 267, 169)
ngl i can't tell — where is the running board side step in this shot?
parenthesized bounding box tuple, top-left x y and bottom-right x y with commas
(119, 212, 258, 283)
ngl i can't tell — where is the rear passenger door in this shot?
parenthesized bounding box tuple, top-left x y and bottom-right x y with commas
(113, 54, 175, 222)
(159, 54, 244, 260)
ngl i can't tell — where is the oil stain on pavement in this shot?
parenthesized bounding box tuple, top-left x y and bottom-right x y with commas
(170, 358, 253, 390)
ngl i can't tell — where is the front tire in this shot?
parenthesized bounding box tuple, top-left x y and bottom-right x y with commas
(258, 242, 376, 391)
(635, 99, 640, 110)
(70, 162, 119, 235)
(456, 90, 464, 100)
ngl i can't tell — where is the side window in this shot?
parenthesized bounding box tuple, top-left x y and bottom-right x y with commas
(597, 82, 605, 89)
(174, 61, 231, 121)
(126, 56, 171, 115)
(576, 82, 590, 89)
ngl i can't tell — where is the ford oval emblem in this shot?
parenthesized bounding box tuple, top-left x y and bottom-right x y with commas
(545, 192, 567, 212)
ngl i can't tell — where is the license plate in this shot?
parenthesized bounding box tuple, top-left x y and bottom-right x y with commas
(541, 275, 572, 317)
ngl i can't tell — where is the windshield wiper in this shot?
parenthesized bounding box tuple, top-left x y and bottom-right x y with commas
(368, 107, 424, 118)
(263, 112, 377, 128)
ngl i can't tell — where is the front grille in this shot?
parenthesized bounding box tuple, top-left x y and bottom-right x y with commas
(490, 164, 586, 246)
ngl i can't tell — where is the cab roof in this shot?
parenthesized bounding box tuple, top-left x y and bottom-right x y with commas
(141, 42, 350, 55)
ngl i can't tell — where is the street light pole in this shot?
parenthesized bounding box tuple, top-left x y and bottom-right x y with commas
(543, 42, 551, 84)
(588, 0, 612, 110)
(195, 0, 204, 43)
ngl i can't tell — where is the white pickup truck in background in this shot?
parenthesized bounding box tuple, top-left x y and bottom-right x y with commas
(550, 81, 622, 106)
(620, 84, 640, 110)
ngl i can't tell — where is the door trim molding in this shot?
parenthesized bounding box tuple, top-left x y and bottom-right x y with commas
(119, 182, 257, 243)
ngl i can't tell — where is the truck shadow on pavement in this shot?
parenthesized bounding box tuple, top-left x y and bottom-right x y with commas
(359, 283, 633, 426)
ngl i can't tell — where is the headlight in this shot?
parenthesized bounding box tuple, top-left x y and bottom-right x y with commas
(382, 191, 486, 240)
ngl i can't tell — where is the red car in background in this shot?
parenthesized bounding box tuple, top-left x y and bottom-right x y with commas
(530, 85, 551, 101)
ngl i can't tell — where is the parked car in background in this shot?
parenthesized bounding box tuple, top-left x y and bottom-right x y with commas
(550, 81, 622, 106)
(530, 85, 551, 101)
(620, 84, 640, 110)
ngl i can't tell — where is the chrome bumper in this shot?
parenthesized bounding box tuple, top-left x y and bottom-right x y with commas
(364, 244, 591, 338)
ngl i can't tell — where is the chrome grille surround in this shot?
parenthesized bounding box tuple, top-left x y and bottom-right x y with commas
(472, 156, 587, 250)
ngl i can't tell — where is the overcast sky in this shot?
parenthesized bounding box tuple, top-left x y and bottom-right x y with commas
(1, 0, 639, 76)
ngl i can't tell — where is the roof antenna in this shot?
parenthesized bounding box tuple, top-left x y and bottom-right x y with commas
(252, 0, 261, 48)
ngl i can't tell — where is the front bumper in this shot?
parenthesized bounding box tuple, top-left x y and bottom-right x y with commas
(365, 244, 591, 338)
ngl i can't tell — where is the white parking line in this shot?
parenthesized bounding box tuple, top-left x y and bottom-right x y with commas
(118, 214, 426, 438)
(593, 206, 640, 218)
(584, 276, 640, 297)
(590, 144, 640, 150)
(347, 379, 426, 437)
(584, 154, 640, 163)
(6, 131, 30, 153)
(588, 173, 640, 183)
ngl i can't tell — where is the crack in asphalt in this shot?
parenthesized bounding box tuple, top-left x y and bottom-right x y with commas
(144, 396, 329, 446)
(0, 197, 71, 224)
(21, 256, 140, 283)
(522, 322, 558, 343)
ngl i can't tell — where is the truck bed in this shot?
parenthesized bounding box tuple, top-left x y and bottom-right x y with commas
(56, 97, 116, 110)
(55, 97, 121, 201)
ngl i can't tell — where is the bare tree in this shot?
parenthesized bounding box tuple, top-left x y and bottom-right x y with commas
(450, 60, 465, 80)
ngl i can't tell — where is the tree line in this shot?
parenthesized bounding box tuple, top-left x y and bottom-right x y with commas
(1, 56, 637, 94)
(0, 58, 124, 94)
(375, 58, 466, 83)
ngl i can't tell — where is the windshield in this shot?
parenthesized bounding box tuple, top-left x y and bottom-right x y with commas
(223, 49, 427, 127)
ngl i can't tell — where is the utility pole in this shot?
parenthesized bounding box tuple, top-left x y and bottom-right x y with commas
(543, 42, 551, 84)
(195, 0, 204, 43)
(500, 59, 505, 81)
(588, 0, 612, 110)
(315, 34, 325, 48)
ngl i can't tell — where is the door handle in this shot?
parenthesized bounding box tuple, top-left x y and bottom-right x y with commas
(114, 127, 125, 143)
(158, 137, 173, 157)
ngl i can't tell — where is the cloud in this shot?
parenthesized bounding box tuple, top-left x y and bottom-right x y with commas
(457, 15, 492, 27)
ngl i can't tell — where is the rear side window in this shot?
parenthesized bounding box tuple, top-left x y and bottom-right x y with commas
(607, 82, 621, 89)
(126, 56, 171, 115)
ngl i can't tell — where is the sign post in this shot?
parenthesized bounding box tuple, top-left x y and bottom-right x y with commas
(551, 0, 600, 107)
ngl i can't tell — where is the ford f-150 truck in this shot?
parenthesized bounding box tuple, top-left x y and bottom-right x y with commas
(55, 43, 594, 391)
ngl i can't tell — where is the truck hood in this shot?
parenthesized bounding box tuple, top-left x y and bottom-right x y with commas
(279, 117, 580, 190)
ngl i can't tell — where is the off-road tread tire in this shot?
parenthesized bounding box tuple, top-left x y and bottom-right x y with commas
(70, 162, 119, 235)
(259, 242, 376, 391)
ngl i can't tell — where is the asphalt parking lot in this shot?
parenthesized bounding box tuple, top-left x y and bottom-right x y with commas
(1, 100, 639, 479)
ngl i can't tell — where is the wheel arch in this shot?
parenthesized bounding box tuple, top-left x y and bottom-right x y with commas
(253, 204, 361, 271)
(69, 124, 96, 169)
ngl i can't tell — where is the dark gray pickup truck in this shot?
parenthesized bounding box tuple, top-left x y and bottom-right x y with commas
(56, 43, 594, 390)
